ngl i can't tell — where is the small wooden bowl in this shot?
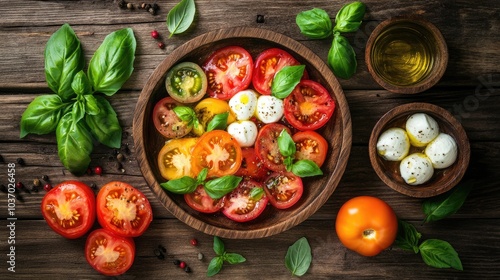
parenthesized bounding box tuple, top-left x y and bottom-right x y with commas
(133, 27, 352, 239)
(365, 16, 448, 94)
(369, 103, 470, 198)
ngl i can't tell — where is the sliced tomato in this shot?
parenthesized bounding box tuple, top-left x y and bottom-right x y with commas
(85, 228, 135, 276)
(202, 46, 253, 100)
(222, 180, 269, 222)
(284, 80, 335, 131)
(193, 97, 236, 135)
(292, 130, 329, 167)
(184, 185, 223, 213)
(158, 137, 198, 180)
(96, 181, 153, 238)
(166, 62, 207, 103)
(263, 172, 303, 209)
(235, 147, 269, 180)
(254, 123, 291, 172)
(152, 97, 192, 139)
(252, 48, 309, 95)
(191, 130, 242, 178)
(41, 180, 95, 239)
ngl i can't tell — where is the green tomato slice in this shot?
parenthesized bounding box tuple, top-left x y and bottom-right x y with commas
(165, 62, 207, 103)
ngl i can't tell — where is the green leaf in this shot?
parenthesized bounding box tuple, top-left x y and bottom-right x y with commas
(20, 94, 69, 138)
(224, 253, 246, 264)
(166, 0, 196, 37)
(85, 96, 122, 149)
(197, 168, 209, 183)
(395, 220, 421, 254)
(292, 160, 323, 177)
(88, 28, 136, 96)
(71, 70, 92, 96)
(419, 239, 463, 270)
(173, 106, 197, 127)
(334, 1, 366, 33)
(207, 256, 223, 277)
(278, 129, 296, 157)
(160, 176, 198, 194)
(204, 175, 242, 199)
(213, 236, 225, 256)
(71, 100, 85, 123)
(56, 112, 93, 175)
(206, 112, 229, 132)
(328, 34, 357, 79)
(271, 65, 305, 99)
(296, 8, 333, 39)
(84, 95, 101, 115)
(44, 23, 84, 101)
(422, 180, 473, 223)
(285, 237, 312, 277)
(250, 187, 265, 201)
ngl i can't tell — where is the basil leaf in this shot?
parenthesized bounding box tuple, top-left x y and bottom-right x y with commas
(20, 94, 69, 137)
(296, 8, 333, 39)
(334, 1, 366, 33)
(166, 0, 196, 37)
(160, 176, 198, 194)
(285, 237, 312, 277)
(250, 187, 265, 201)
(395, 220, 421, 254)
(207, 256, 223, 277)
(224, 253, 246, 264)
(284, 156, 294, 171)
(213, 236, 225, 256)
(278, 129, 296, 157)
(204, 175, 242, 199)
(88, 28, 136, 96)
(173, 106, 197, 127)
(197, 168, 208, 183)
(71, 70, 92, 96)
(328, 34, 357, 79)
(56, 113, 93, 175)
(422, 180, 473, 223)
(71, 100, 85, 123)
(44, 23, 84, 101)
(292, 160, 323, 177)
(271, 65, 305, 99)
(84, 95, 101, 115)
(419, 239, 463, 270)
(206, 112, 229, 132)
(85, 96, 122, 149)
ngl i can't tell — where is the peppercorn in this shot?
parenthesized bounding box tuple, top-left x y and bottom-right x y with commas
(90, 183, 98, 190)
(256, 14, 265, 23)
(30, 185, 38, 193)
(197, 252, 204, 260)
(190, 238, 198, 246)
(33, 178, 41, 187)
(118, 0, 127, 9)
(117, 153, 125, 162)
(148, 7, 157, 15)
(127, 2, 134, 10)
(94, 166, 103, 176)
(16, 182, 25, 190)
(151, 30, 159, 39)
(184, 266, 191, 273)
(140, 2, 147, 9)
(43, 184, 52, 192)
(158, 42, 165, 49)
(173, 259, 181, 266)
(153, 248, 165, 260)
(179, 261, 186, 269)
(158, 245, 167, 253)
(41, 174, 49, 182)
(16, 157, 25, 166)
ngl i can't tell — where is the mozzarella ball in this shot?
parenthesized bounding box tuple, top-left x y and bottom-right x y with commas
(425, 133, 458, 169)
(399, 153, 434, 185)
(256, 95, 284, 123)
(227, 121, 258, 147)
(376, 128, 411, 161)
(229, 89, 258, 121)
(405, 113, 440, 147)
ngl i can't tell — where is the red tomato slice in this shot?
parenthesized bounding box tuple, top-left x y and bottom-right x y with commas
(284, 80, 335, 131)
(263, 172, 303, 209)
(85, 228, 135, 276)
(184, 185, 223, 213)
(202, 46, 253, 100)
(254, 123, 291, 172)
(292, 130, 329, 167)
(152, 97, 192, 139)
(41, 180, 95, 239)
(252, 48, 309, 95)
(191, 130, 242, 178)
(222, 180, 269, 222)
(96, 181, 153, 237)
(235, 147, 269, 180)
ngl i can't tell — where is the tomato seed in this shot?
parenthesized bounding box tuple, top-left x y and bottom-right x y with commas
(190, 238, 198, 246)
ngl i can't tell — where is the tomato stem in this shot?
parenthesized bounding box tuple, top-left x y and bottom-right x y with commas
(363, 229, 376, 239)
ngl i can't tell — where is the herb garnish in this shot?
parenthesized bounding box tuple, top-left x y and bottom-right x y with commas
(285, 237, 312, 276)
(277, 130, 323, 177)
(207, 236, 246, 277)
(166, 0, 196, 37)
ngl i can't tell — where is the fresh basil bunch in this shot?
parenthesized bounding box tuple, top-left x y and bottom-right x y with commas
(20, 24, 136, 175)
(295, 1, 366, 79)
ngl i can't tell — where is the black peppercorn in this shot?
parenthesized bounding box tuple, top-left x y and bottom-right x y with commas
(118, 0, 127, 9)
(158, 245, 167, 253)
(16, 157, 25, 166)
(256, 14, 265, 23)
(30, 185, 38, 193)
(148, 7, 156, 15)
(42, 175, 49, 182)
(184, 266, 191, 273)
(91, 183, 98, 190)
(173, 259, 181, 266)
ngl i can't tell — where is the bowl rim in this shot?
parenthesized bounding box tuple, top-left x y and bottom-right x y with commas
(368, 102, 470, 197)
(132, 27, 352, 239)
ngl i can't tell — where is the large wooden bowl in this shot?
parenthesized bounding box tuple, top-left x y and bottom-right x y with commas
(133, 27, 352, 239)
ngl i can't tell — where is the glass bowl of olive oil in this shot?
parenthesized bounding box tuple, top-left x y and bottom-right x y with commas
(365, 16, 448, 94)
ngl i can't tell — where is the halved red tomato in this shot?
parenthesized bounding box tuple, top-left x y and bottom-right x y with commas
(152, 97, 192, 139)
(292, 130, 329, 167)
(263, 172, 303, 209)
(157, 137, 198, 180)
(96, 181, 153, 237)
(235, 147, 269, 180)
(284, 80, 335, 131)
(222, 180, 269, 222)
(191, 130, 242, 178)
(254, 123, 291, 172)
(184, 185, 223, 213)
(202, 46, 253, 100)
(252, 48, 309, 95)
(41, 180, 95, 239)
(85, 228, 135, 276)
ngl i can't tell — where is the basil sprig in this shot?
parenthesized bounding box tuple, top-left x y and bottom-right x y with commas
(173, 106, 200, 129)
(20, 24, 136, 175)
(207, 236, 246, 277)
(334, 1, 366, 33)
(328, 34, 357, 79)
(296, 8, 333, 39)
(166, 0, 196, 37)
(278, 130, 323, 177)
(422, 180, 473, 223)
(285, 237, 312, 277)
(271, 65, 305, 99)
(206, 112, 229, 132)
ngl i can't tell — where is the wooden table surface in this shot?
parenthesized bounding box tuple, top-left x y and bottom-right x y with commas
(1, 0, 499, 279)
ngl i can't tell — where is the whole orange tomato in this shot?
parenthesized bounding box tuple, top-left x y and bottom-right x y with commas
(335, 196, 398, 257)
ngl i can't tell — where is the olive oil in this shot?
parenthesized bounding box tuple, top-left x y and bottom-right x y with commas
(371, 23, 436, 86)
